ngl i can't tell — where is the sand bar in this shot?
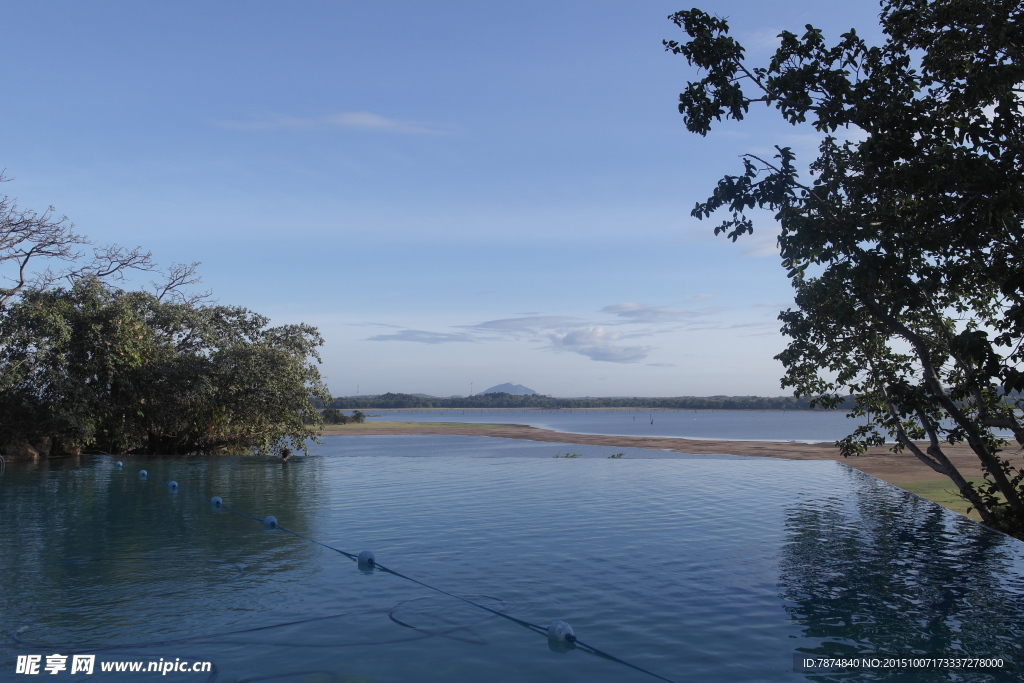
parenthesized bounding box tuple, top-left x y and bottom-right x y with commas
(322, 421, 1024, 519)
(321, 421, 1018, 481)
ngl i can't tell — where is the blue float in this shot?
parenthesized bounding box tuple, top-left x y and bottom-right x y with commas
(357, 550, 376, 568)
(167, 481, 178, 490)
(138, 470, 148, 479)
(263, 515, 278, 528)
(210, 496, 223, 508)
(114, 461, 123, 469)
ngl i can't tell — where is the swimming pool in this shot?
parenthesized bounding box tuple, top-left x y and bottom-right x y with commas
(2, 436, 1022, 681)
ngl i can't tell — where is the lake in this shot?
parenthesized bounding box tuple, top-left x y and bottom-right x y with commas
(2, 435, 1022, 682)
(366, 408, 1017, 443)
(367, 408, 875, 442)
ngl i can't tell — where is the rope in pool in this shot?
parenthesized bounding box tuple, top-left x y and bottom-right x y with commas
(116, 460, 682, 683)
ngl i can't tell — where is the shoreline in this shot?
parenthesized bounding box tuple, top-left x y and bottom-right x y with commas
(318, 421, 1004, 480)
(321, 421, 1024, 521)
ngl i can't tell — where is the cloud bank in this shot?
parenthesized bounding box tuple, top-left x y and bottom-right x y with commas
(363, 299, 739, 364)
(601, 302, 703, 323)
(470, 315, 586, 334)
(366, 330, 474, 344)
(548, 327, 652, 363)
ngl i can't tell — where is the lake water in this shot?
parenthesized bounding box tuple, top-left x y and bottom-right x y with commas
(367, 408, 874, 442)
(367, 408, 1018, 444)
(3, 435, 1023, 682)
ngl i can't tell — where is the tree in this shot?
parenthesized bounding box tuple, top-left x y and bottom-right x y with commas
(320, 408, 366, 425)
(0, 174, 326, 457)
(0, 278, 329, 456)
(666, 0, 1024, 534)
(0, 172, 163, 308)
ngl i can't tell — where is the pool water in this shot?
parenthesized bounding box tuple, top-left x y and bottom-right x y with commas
(2, 435, 1023, 682)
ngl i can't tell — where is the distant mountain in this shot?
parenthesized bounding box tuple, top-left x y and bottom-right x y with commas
(481, 383, 537, 396)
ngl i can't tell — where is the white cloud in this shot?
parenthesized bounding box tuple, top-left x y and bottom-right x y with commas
(740, 27, 786, 54)
(367, 301, 735, 365)
(470, 315, 586, 335)
(739, 224, 781, 257)
(366, 329, 474, 344)
(548, 327, 653, 363)
(602, 302, 705, 323)
(218, 111, 449, 134)
(740, 240, 779, 258)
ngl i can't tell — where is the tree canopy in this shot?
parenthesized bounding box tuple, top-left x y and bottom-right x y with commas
(666, 0, 1024, 534)
(0, 177, 328, 457)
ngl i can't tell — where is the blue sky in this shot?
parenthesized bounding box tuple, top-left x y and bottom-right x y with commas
(1, 1, 884, 397)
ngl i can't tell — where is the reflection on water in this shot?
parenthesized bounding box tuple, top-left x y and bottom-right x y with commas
(780, 468, 1024, 681)
(2, 454, 326, 653)
(1, 441, 1023, 682)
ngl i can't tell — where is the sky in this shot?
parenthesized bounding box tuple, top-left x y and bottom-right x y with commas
(0, 1, 886, 398)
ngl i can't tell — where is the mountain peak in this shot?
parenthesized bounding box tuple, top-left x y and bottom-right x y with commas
(481, 383, 537, 395)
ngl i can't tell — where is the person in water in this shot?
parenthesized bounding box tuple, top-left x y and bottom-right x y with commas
(280, 448, 291, 462)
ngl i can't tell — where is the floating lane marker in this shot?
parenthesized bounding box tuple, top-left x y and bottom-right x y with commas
(113, 459, 681, 683)
(548, 620, 575, 642)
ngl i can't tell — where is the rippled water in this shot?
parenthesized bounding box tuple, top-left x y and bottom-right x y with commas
(2, 435, 1023, 682)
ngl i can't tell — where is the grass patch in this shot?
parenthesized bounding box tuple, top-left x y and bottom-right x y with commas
(891, 478, 996, 521)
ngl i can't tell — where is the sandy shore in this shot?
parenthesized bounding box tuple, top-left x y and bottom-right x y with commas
(321, 421, 1019, 481)
(321, 421, 1024, 519)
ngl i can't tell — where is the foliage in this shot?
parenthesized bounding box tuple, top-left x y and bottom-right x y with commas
(666, 0, 1024, 533)
(320, 408, 366, 425)
(0, 278, 329, 456)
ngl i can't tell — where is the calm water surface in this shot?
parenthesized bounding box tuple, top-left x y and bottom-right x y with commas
(369, 409, 1018, 443)
(368, 408, 876, 442)
(2, 435, 1023, 682)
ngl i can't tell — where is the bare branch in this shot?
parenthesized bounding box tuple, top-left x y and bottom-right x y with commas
(81, 244, 155, 280)
(0, 178, 89, 306)
(0, 173, 160, 307)
(152, 262, 212, 305)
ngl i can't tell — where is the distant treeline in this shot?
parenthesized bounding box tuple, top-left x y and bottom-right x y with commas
(321, 409, 366, 424)
(324, 392, 855, 410)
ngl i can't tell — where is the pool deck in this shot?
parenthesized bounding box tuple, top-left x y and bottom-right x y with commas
(321, 421, 1024, 519)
